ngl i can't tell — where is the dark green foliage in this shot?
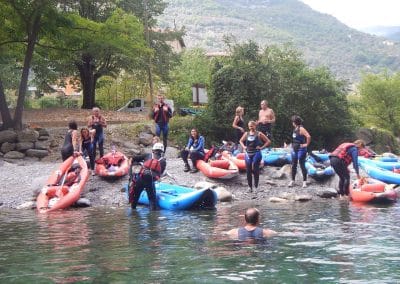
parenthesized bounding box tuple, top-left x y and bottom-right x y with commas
(198, 41, 354, 150)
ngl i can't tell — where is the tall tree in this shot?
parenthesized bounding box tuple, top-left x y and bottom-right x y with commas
(0, 0, 60, 130)
(357, 72, 400, 136)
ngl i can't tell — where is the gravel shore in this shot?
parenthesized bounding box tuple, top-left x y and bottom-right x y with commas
(0, 127, 341, 210)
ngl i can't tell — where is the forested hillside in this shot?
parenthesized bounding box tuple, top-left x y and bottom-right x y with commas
(158, 0, 400, 82)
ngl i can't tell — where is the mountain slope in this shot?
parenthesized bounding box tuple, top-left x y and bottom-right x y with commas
(158, 0, 400, 82)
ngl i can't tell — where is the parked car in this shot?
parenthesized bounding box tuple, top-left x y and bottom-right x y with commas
(118, 98, 174, 113)
(178, 107, 204, 116)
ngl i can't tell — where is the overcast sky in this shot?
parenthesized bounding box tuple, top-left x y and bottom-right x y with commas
(301, 0, 400, 29)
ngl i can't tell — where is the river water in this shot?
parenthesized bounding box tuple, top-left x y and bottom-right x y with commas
(1, 200, 399, 283)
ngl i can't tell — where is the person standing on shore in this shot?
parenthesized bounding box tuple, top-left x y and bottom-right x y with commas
(329, 140, 365, 196)
(240, 121, 270, 192)
(87, 107, 107, 158)
(288, 115, 311, 188)
(257, 100, 275, 140)
(61, 120, 80, 161)
(152, 91, 173, 153)
(232, 106, 245, 147)
(80, 128, 95, 175)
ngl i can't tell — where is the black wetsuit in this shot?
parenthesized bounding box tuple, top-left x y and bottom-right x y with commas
(81, 136, 95, 170)
(61, 130, 73, 161)
(235, 118, 245, 144)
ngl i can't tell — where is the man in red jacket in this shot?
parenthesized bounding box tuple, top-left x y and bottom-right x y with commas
(152, 92, 173, 153)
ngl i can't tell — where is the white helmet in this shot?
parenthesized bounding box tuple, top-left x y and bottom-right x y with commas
(152, 142, 164, 152)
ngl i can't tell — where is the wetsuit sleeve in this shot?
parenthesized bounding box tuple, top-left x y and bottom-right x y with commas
(193, 136, 205, 152)
(186, 137, 193, 149)
(160, 159, 167, 175)
(348, 146, 360, 175)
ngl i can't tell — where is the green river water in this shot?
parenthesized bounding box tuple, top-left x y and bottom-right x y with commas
(1, 200, 399, 283)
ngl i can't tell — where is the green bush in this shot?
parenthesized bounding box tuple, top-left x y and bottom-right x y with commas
(168, 116, 194, 147)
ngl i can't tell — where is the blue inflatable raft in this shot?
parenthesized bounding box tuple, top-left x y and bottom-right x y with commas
(359, 162, 400, 185)
(305, 155, 335, 181)
(126, 182, 218, 210)
(261, 148, 292, 166)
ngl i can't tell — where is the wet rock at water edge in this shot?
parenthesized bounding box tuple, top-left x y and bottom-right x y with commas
(16, 201, 36, 210)
(317, 188, 338, 198)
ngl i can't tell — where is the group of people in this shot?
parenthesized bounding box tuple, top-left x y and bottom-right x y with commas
(232, 100, 312, 192)
(176, 98, 369, 198)
(61, 107, 107, 175)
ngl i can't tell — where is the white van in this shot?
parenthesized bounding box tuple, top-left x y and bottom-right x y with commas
(118, 98, 174, 114)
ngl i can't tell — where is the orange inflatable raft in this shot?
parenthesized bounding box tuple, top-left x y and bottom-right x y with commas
(37, 156, 89, 213)
(350, 178, 397, 203)
(196, 157, 239, 179)
(221, 151, 246, 171)
(95, 151, 129, 178)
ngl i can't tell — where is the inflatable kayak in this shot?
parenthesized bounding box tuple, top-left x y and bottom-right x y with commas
(261, 148, 291, 166)
(95, 150, 129, 178)
(305, 155, 335, 181)
(359, 162, 400, 185)
(196, 157, 239, 179)
(358, 156, 400, 171)
(37, 156, 89, 213)
(350, 178, 397, 203)
(221, 151, 246, 171)
(134, 182, 217, 210)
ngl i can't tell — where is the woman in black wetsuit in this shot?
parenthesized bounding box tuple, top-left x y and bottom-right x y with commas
(240, 121, 270, 192)
(80, 127, 95, 174)
(61, 120, 79, 161)
(232, 106, 245, 146)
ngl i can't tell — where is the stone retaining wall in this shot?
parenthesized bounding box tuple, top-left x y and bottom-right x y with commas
(0, 128, 55, 160)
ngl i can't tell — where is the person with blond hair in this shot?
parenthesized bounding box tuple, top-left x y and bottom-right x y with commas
(329, 139, 366, 196)
(232, 106, 245, 146)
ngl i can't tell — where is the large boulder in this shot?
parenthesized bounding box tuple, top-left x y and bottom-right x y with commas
(17, 129, 39, 142)
(16, 142, 34, 151)
(34, 140, 51, 150)
(0, 130, 17, 144)
(1, 142, 16, 153)
(138, 132, 154, 146)
(4, 151, 25, 159)
(26, 149, 49, 158)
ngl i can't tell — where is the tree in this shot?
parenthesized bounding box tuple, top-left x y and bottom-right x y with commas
(0, 0, 61, 130)
(357, 72, 400, 136)
(168, 48, 211, 108)
(199, 41, 353, 149)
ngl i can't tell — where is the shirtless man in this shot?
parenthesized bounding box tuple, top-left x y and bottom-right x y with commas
(257, 100, 275, 139)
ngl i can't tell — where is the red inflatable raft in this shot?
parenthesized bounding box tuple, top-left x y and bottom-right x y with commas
(95, 151, 129, 178)
(350, 178, 397, 203)
(221, 151, 246, 171)
(37, 156, 89, 213)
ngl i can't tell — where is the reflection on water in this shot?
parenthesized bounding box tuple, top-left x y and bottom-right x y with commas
(0, 200, 399, 283)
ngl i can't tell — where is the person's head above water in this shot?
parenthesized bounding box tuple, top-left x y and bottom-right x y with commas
(244, 207, 261, 226)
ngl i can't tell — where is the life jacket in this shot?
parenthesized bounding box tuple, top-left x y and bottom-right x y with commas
(203, 146, 216, 162)
(331, 143, 355, 166)
(139, 158, 161, 181)
(153, 104, 171, 124)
